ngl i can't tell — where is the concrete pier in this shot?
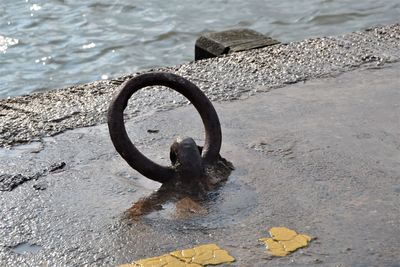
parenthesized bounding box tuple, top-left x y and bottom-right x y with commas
(1, 24, 399, 148)
(0, 24, 399, 266)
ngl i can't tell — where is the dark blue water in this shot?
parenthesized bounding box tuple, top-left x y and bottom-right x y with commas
(0, 0, 399, 98)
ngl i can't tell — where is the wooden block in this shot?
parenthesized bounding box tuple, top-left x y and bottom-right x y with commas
(195, 28, 280, 60)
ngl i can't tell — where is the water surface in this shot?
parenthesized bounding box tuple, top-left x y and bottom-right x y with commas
(0, 0, 399, 98)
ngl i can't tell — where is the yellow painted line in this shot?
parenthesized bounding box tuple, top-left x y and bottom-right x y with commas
(259, 226, 312, 257)
(119, 243, 235, 267)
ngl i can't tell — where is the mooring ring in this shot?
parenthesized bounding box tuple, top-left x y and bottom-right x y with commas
(107, 72, 222, 184)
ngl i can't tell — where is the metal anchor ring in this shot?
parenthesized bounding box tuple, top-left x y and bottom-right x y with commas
(107, 72, 222, 184)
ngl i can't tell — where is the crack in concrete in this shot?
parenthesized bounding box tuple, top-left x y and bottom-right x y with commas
(0, 103, 33, 115)
(0, 161, 65, 191)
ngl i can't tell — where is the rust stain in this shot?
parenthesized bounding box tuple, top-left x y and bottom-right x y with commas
(174, 197, 208, 219)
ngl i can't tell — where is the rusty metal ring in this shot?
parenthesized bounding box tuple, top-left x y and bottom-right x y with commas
(107, 72, 222, 184)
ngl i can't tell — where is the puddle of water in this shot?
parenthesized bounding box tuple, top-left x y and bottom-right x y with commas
(116, 170, 161, 191)
(202, 182, 258, 226)
(0, 142, 43, 158)
(141, 179, 258, 230)
(11, 242, 43, 254)
(394, 185, 400, 193)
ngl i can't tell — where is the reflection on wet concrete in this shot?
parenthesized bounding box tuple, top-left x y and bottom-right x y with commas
(10, 242, 43, 255)
(125, 153, 234, 220)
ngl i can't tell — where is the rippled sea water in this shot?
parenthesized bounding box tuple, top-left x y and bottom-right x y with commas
(0, 0, 399, 98)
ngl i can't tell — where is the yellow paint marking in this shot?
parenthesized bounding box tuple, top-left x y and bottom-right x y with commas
(133, 254, 200, 267)
(269, 227, 298, 241)
(259, 238, 288, 257)
(280, 234, 311, 252)
(119, 244, 235, 267)
(260, 227, 311, 257)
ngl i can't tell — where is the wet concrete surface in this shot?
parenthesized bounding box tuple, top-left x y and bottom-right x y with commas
(1, 61, 399, 266)
(1, 23, 400, 147)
